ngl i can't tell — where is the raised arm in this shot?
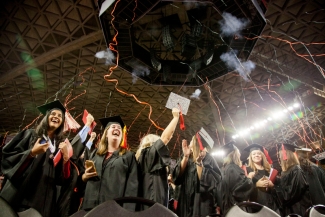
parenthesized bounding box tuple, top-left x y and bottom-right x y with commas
(160, 108, 180, 145)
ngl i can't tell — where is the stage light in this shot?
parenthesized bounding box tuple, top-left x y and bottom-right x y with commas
(283, 109, 288, 113)
(267, 117, 272, 121)
(212, 150, 225, 156)
(150, 50, 161, 71)
(288, 106, 293, 110)
(293, 103, 300, 108)
(181, 34, 196, 58)
(162, 25, 175, 51)
(250, 126, 255, 130)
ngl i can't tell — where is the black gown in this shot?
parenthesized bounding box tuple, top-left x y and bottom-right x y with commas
(0, 129, 70, 217)
(246, 167, 279, 212)
(274, 165, 312, 216)
(301, 164, 325, 205)
(219, 163, 254, 215)
(172, 153, 221, 217)
(138, 139, 171, 207)
(81, 149, 139, 211)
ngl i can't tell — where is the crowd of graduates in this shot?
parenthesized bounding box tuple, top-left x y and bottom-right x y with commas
(0, 100, 325, 217)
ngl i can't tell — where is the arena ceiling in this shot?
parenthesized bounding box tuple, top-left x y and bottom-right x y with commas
(0, 0, 325, 161)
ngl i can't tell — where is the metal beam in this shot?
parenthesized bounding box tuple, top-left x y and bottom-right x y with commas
(0, 30, 104, 84)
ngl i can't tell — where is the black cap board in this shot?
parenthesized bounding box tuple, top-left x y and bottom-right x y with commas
(99, 115, 125, 129)
(37, 100, 66, 115)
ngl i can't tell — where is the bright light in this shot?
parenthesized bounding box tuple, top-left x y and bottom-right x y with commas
(263, 120, 267, 123)
(250, 126, 255, 130)
(293, 103, 300, 108)
(272, 111, 284, 119)
(260, 121, 266, 126)
(267, 117, 272, 121)
(288, 106, 293, 110)
(232, 135, 237, 139)
(254, 122, 261, 128)
(212, 150, 225, 156)
(283, 109, 288, 113)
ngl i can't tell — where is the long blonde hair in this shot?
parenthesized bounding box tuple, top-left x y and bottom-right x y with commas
(97, 126, 126, 156)
(279, 150, 299, 171)
(135, 134, 160, 160)
(248, 150, 271, 173)
(224, 147, 242, 167)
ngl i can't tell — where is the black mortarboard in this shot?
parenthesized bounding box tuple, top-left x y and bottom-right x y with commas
(313, 151, 325, 164)
(37, 100, 66, 115)
(99, 115, 125, 129)
(220, 141, 237, 157)
(244, 144, 264, 153)
(278, 143, 299, 152)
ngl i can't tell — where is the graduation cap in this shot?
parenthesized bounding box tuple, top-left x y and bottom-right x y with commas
(276, 143, 299, 161)
(244, 144, 273, 164)
(196, 127, 214, 151)
(37, 100, 66, 115)
(99, 115, 125, 129)
(219, 141, 237, 157)
(99, 115, 127, 149)
(295, 148, 312, 152)
(313, 151, 325, 164)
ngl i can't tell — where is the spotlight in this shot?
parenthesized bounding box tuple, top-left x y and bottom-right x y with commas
(181, 34, 196, 58)
(293, 103, 300, 108)
(250, 126, 255, 130)
(203, 41, 214, 65)
(283, 109, 288, 113)
(267, 117, 272, 121)
(288, 106, 293, 111)
(162, 25, 175, 51)
(150, 50, 161, 71)
(212, 150, 225, 156)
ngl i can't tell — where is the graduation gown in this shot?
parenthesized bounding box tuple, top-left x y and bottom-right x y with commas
(81, 149, 139, 211)
(219, 163, 254, 215)
(138, 139, 171, 207)
(275, 165, 312, 216)
(0, 129, 69, 217)
(301, 164, 325, 205)
(246, 167, 279, 212)
(172, 153, 221, 217)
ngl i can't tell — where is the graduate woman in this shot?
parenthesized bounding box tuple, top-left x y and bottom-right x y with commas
(219, 141, 254, 215)
(244, 144, 279, 212)
(172, 131, 221, 217)
(295, 148, 325, 205)
(80, 116, 138, 211)
(274, 143, 312, 216)
(135, 107, 180, 207)
(0, 101, 73, 217)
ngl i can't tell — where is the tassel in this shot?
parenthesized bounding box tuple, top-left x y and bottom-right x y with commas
(241, 164, 248, 176)
(179, 111, 185, 131)
(177, 104, 185, 131)
(282, 144, 287, 161)
(64, 111, 81, 132)
(263, 148, 273, 164)
(120, 125, 128, 149)
(196, 132, 204, 151)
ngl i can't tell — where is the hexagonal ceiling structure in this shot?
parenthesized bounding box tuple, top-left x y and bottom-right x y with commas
(98, 0, 266, 86)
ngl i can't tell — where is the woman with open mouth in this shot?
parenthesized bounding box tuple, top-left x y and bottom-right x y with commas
(79, 115, 138, 212)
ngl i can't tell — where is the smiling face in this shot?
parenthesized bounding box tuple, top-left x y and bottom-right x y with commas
(106, 123, 122, 146)
(250, 150, 263, 164)
(48, 109, 63, 130)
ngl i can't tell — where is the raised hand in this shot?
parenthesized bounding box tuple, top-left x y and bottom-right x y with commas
(182, 139, 191, 157)
(31, 138, 49, 156)
(172, 108, 180, 118)
(86, 113, 94, 126)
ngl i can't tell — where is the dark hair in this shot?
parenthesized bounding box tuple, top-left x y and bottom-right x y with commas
(35, 108, 65, 143)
